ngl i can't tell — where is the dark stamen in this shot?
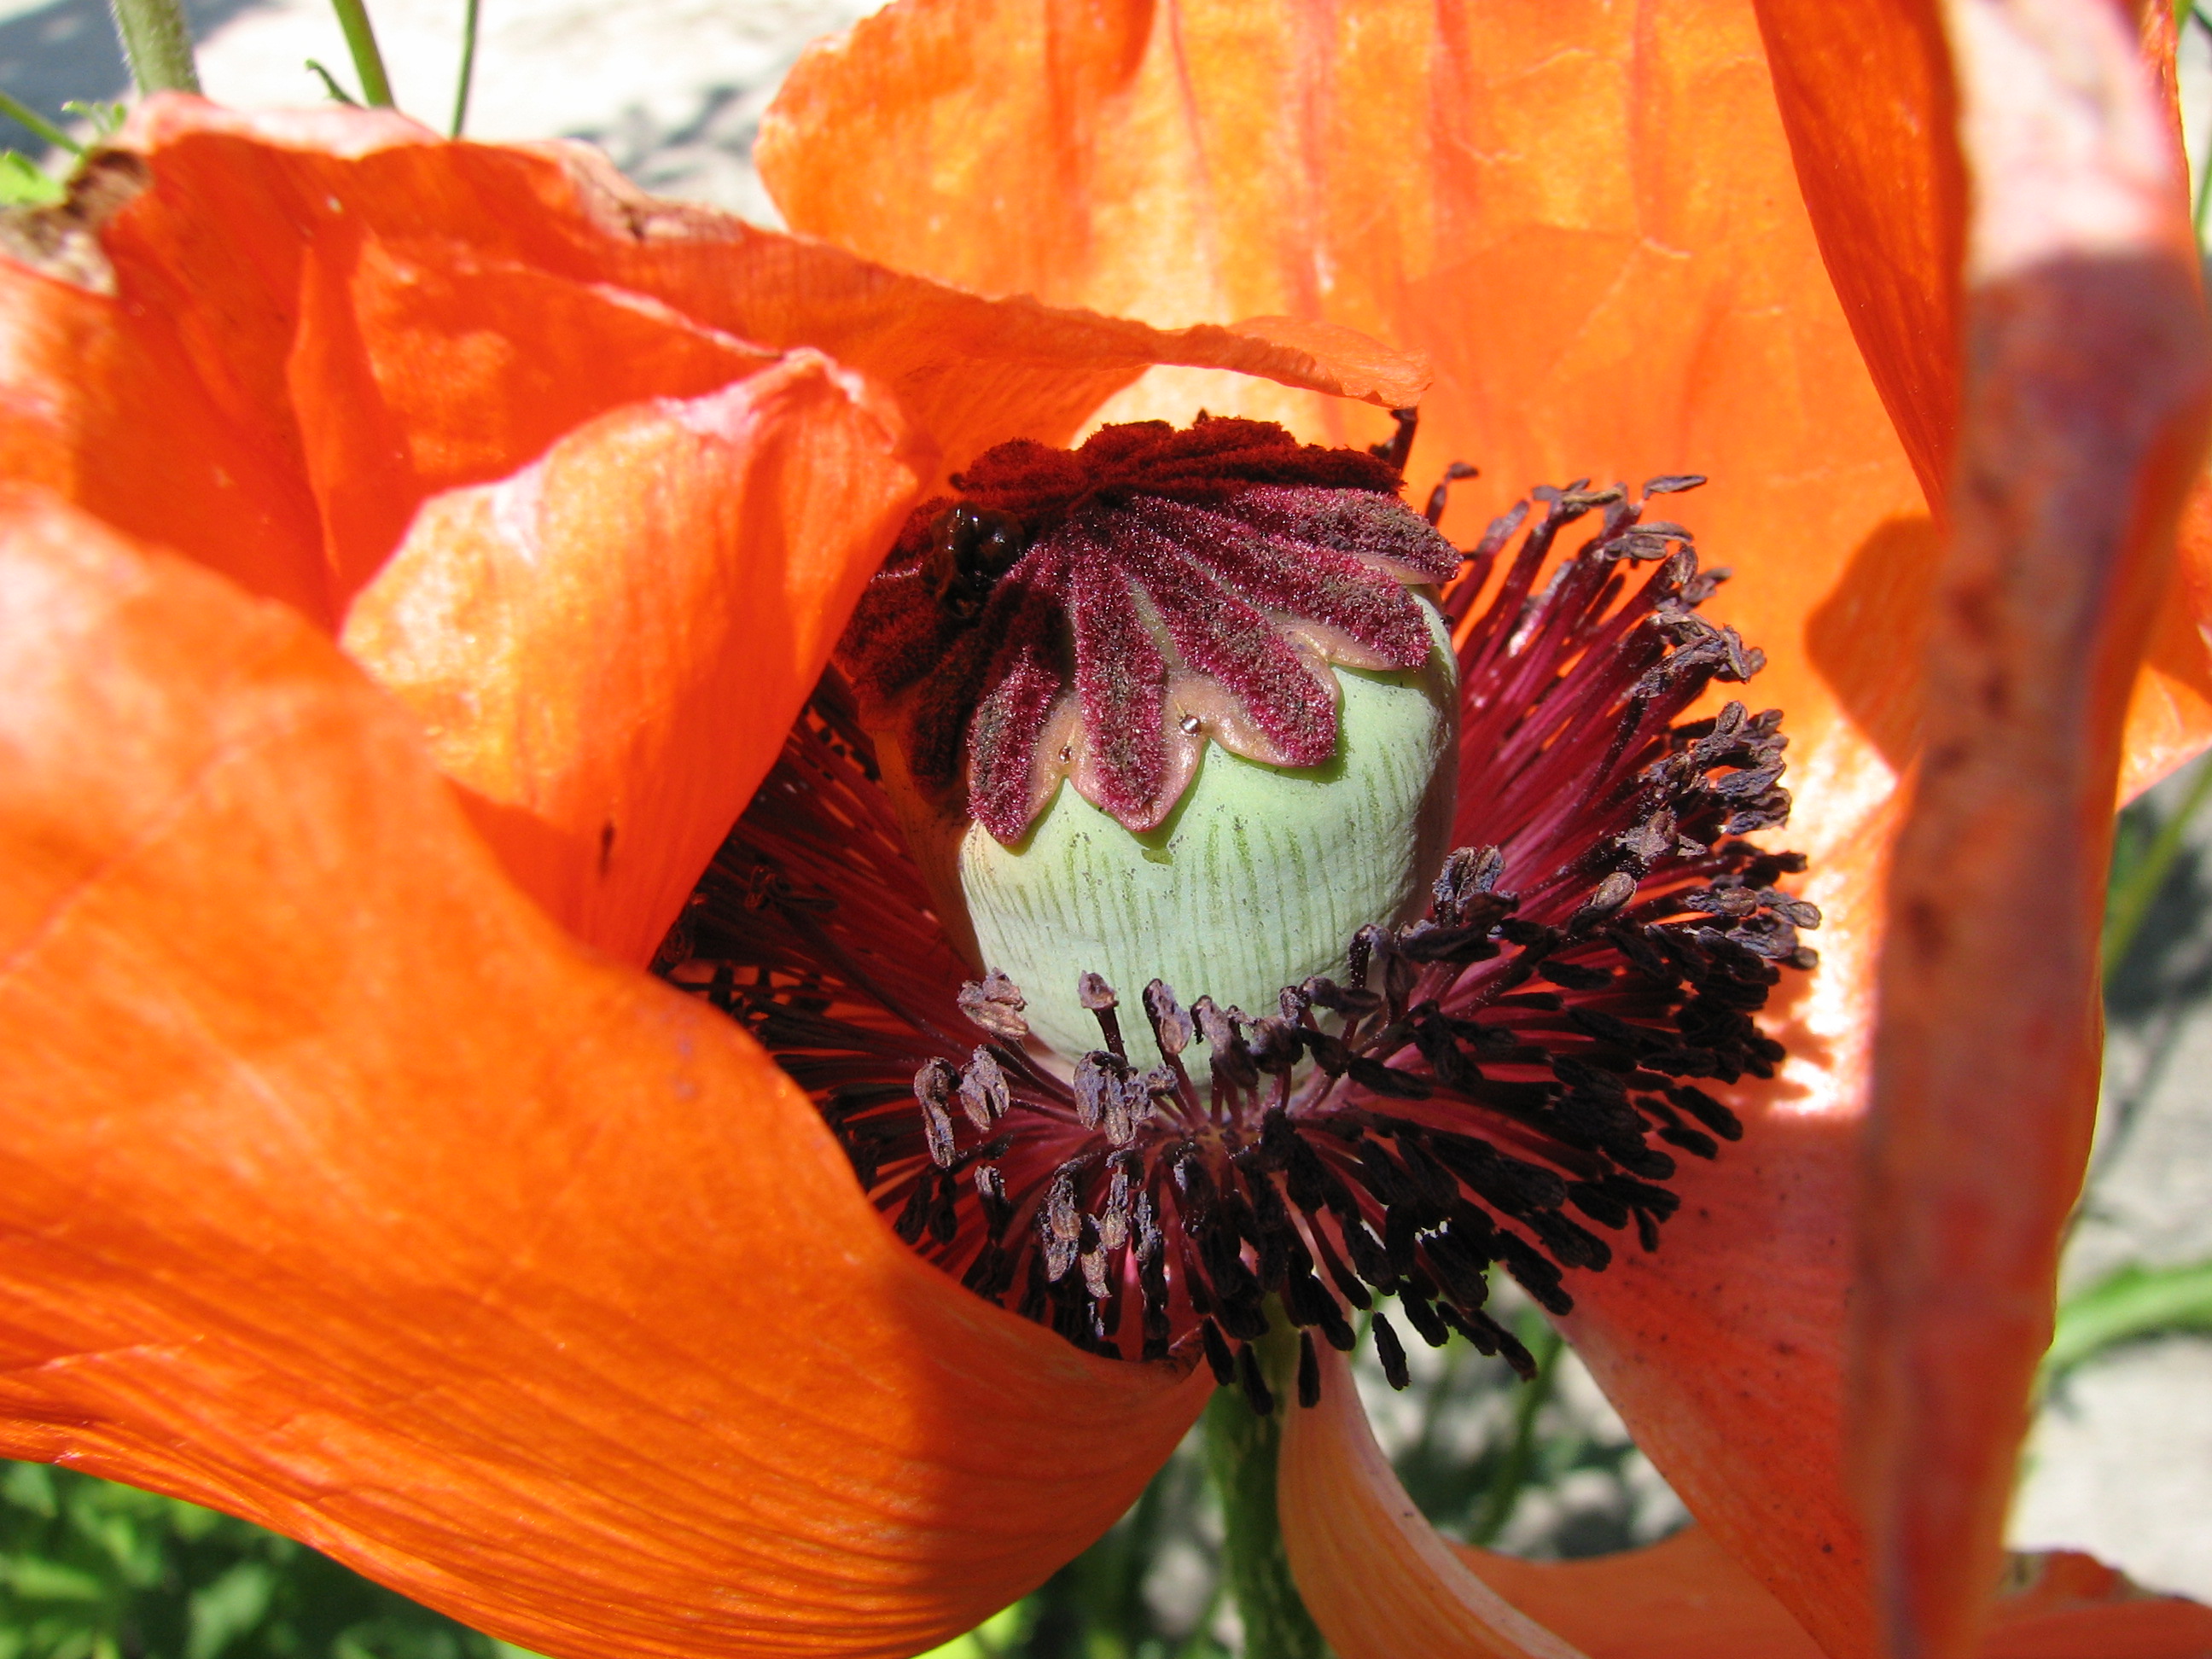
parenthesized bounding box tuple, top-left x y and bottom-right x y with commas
(660, 466, 1816, 1414)
(1366, 406, 1420, 474)
(1372, 1311, 1412, 1390)
(1237, 1344, 1275, 1417)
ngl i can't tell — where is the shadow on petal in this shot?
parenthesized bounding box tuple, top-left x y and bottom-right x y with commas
(0, 487, 1207, 1659)
(1457, 1533, 2212, 1659)
(342, 352, 927, 965)
(1279, 1321, 2212, 1659)
(1278, 1344, 1585, 1659)
(1857, 2, 2212, 1654)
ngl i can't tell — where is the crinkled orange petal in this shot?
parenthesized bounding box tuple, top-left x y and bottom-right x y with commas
(1750, 0, 2212, 800)
(0, 486, 1210, 1659)
(288, 227, 784, 602)
(1283, 1347, 2212, 1659)
(39, 96, 1417, 967)
(1856, 4, 2212, 1657)
(111, 96, 1423, 521)
(342, 352, 924, 966)
(760, 0, 1914, 821)
(0, 208, 332, 626)
(762, 3, 1921, 1650)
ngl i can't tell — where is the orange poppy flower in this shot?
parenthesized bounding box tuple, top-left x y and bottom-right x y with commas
(0, 4, 2204, 1659)
(0, 95, 1424, 1658)
(756, 0, 2212, 1656)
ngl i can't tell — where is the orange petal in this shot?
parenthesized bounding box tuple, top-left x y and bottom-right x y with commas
(1745, 0, 1966, 515)
(342, 352, 924, 965)
(1856, 5, 2212, 1659)
(760, 0, 1923, 829)
(763, 5, 1911, 1650)
(1559, 837, 1888, 1659)
(0, 486, 1207, 1658)
(1276, 1344, 1585, 1659)
(110, 96, 1421, 510)
(0, 174, 332, 625)
(1749, 0, 2212, 802)
(1283, 1346, 2212, 1659)
(288, 225, 784, 603)
(58, 96, 1421, 966)
(1456, 1529, 1826, 1659)
(1983, 1552, 2212, 1659)
(1458, 1534, 2212, 1659)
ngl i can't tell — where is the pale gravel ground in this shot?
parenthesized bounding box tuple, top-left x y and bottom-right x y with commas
(5, 0, 2211, 1609)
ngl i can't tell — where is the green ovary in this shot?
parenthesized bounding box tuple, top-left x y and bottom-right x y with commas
(960, 609, 1458, 1067)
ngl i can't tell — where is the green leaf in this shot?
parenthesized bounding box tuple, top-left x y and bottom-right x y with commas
(328, 0, 396, 107)
(2103, 753, 2212, 981)
(2046, 1258, 2212, 1378)
(1, 1464, 56, 1520)
(0, 151, 63, 206)
(304, 59, 362, 106)
(60, 101, 126, 137)
(0, 90, 81, 155)
(3, 1555, 107, 1601)
(187, 1562, 276, 1659)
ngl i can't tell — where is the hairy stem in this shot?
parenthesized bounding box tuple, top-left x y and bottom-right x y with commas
(328, 0, 394, 108)
(449, 0, 480, 136)
(1202, 1327, 1330, 1659)
(107, 0, 200, 93)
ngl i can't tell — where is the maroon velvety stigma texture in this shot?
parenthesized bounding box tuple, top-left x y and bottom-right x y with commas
(836, 416, 1460, 842)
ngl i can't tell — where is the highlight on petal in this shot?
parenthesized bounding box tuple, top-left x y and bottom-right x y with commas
(342, 350, 925, 966)
(289, 226, 786, 603)
(0, 486, 1207, 1659)
(1746, 0, 1965, 514)
(1276, 1344, 1584, 1659)
(1858, 4, 2212, 1658)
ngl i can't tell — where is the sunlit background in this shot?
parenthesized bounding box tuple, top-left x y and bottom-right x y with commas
(3, 2, 2210, 1653)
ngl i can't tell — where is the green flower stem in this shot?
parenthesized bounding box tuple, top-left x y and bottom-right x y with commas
(449, 0, 480, 136)
(1202, 1324, 1330, 1659)
(329, 0, 395, 108)
(107, 0, 201, 93)
(1464, 1321, 1563, 1547)
(0, 91, 84, 154)
(2102, 753, 2212, 981)
(2192, 5, 2212, 242)
(2045, 1258, 2212, 1379)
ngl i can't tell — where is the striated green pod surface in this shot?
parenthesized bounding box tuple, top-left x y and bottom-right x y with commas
(953, 602, 1456, 1064)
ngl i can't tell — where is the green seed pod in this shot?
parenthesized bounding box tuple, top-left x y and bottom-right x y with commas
(951, 607, 1456, 1062)
(839, 416, 1469, 1066)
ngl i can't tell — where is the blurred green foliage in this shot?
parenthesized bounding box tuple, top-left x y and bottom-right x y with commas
(2046, 1259, 2212, 1380)
(0, 1461, 535, 1659)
